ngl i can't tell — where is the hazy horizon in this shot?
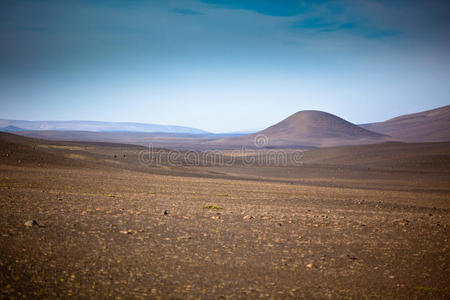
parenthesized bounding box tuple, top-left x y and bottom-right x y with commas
(1, 0, 449, 132)
(0, 104, 448, 134)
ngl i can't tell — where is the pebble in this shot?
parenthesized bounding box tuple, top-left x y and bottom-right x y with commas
(24, 220, 39, 227)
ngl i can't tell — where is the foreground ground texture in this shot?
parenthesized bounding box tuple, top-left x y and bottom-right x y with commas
(0, 133, 449, 299)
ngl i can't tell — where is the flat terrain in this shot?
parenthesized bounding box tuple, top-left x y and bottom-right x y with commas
(0, 133, 449, 298)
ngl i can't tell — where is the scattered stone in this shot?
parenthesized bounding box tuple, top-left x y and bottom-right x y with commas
(392, 218, 409, 226)
(24, 220, 41, 227)
(177, 235, 192, 241)
(163, 210, 168, 215)
(243, 215, 254, 220)
(347, 254, 357, 260)
(306, 263, 313, 269)
(120, 230, 135, 235)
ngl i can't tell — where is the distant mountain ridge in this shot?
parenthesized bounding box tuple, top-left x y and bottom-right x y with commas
(3, 105, 449, 150)
(360, 105, 450, 142)
(0, 119, 209, 134)
(0, 125, 25, 132)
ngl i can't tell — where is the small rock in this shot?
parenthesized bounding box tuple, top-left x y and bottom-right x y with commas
(24, 220, 40, 227)
(392, 218, 409, 226)
(120, 230, 135, 235)
(306, 263, 313, 269)
(347, 254, 357, 260)
(163, 210, 168, 215)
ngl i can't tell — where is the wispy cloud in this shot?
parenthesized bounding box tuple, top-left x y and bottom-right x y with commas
(201, 1, 400, 40)
(170, 8, 203, 16)
(291, 15, 400, 40)
(200, 0, 313, 17)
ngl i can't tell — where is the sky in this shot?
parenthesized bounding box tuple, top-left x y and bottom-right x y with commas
(0, 0, 449, 133)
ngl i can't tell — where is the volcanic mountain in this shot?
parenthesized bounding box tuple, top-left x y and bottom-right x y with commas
(207, 110, 392, 148)
(360, 105, 450, 142)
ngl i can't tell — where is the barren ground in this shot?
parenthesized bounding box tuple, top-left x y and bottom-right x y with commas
(0, 133, 449, 299)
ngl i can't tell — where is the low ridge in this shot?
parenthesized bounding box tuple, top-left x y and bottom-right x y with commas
(360, 105, 450, 142)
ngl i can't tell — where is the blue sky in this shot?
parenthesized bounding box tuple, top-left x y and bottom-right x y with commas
(0, 0, 449, 132)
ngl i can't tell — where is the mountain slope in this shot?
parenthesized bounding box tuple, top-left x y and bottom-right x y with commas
(0, 119, 209, 134)
(360, 105, 450, 142)
(207, 110, 392, 148)
(0, 125, 25, 132)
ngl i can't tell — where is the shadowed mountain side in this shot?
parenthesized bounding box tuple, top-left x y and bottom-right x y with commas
(207, 110, 393, 148)
(0, 132, 87, 168)
(360, 105, 450, 142)
(0, 132, 210, 170)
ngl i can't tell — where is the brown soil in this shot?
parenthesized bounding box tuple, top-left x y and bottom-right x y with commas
(0, 133, 449, 299)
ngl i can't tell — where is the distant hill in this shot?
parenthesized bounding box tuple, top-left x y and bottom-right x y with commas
(4, 106, 448, 150)
(0, 125, 25, 132)
(207, 110, 392, 148)
(0, 119, 209, 135)
(360, 105, 450, 142)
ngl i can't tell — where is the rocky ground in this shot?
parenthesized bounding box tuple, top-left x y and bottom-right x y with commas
(0, 134, 449, 298)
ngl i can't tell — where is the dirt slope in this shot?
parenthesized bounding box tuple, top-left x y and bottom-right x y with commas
(360, 105, 450, 142)
(209, 110, 392, 148)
